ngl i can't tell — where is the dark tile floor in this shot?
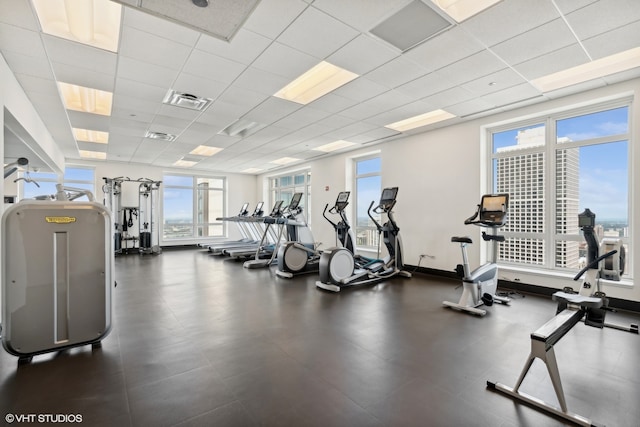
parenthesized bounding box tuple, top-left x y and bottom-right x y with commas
(1, 249, 639, 426)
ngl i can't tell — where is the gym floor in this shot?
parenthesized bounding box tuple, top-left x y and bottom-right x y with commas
(1, 249, 639, 426)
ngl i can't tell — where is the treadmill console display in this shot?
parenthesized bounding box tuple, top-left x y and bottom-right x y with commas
(270, 200, 284, 216)
(253, 201, 264, 215)
(239, 203, 249, 216)
(288, 192, 303, 210)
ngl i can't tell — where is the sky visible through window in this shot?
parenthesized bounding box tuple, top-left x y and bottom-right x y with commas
(492, 107, 628, 223)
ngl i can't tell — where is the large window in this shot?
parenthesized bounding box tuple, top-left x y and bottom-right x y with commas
(488, 102, 631, 277)
(163, 174, 225, 240)
(21, 166, 95, 201)
(354, 156, 381, 249)
(269, 170, 311, 221)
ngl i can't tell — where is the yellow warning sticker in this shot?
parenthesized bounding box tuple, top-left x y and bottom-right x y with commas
(45, 216, 76, 224)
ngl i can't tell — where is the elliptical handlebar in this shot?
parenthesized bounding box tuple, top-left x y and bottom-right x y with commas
(322, 203, 337, 228)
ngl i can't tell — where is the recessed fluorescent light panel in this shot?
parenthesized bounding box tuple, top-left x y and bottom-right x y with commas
(313, 140, 356, 153)
(242, 168, 263, 174)
(429, 0, 502, 23)
(385, 109, 456, 132)
(271, 157, 300, 165)
(274, 61, 359, 105)
(531, 47, 640, 92)
(190, 145, 223, 156)
(163, 90, 213, 111)
(73, 128, 109, 144)
(79, 150, 106, 160)
(145, 131, 177, 142)
(173, 158, 199, 167)
(32, 0, 122, 52)
(219, 119, 266, 138)
(58, 82, 113, 116)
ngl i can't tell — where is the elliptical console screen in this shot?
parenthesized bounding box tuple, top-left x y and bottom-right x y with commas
(337, 191, 349, 203)
(379, 187, 398, 207)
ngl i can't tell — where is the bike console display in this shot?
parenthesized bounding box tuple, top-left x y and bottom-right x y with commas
(478, 193, 509, 226)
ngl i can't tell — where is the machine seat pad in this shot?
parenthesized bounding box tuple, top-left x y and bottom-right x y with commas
(451, 236, 472, 244)
(552, 291, 603, 308)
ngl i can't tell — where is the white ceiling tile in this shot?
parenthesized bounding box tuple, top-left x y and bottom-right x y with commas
(364, 100, 436, 126)
(513, 43, 591, 80)
(277, 6, 359, 59)
(1, 51, 54, 80)
(15, 74, 59, 97)
(308, 92, 359, 113)
(119, 26, 193, 70)
(0, 23, 46, 57)
(554, 0, 598, 14)
(112, 95, 159, 118)
(274, 107, 332, 130)
(43, 35, 117, 75)
(252, 41, 318, 79)
(66, 111, 111, 132)
(195, 29, 271, 65)
(340, 90, 413, 121)
(232, 67, 291, 95)
(182, 50, 246, 83)
(332, 77, 388, 102)
(481, 83, 543, 109)
(582, 20, 640, 59)
(243, 97, 301, 125)
(315, 114, 356, 130)
(122, 6, 201, 46)
(565, 0, 640, 40)
(460, 68, 527, 96)
(198, 101, 251, 127)
(116, 56, 179, 88)
(156, 104, 201, 122)
(312, 0, 412, 33)
(421, 86, 475, 108)
(436, 50, 506, 87)
(327, 34, 399, 76)
(446, 98, 497, 117)
(51, 62, 115, 92)
(115, 77, 167, 102)
(404, 26, 484, 73)
(150, 114, 193, 133)
(0, 0, 39, 30)
(243, 0, 308, 39)
(178, 122, 220, 145)
(395, 70, 456, 99)
(364, 55, 428, 89)
(461, 0, 560, 47)
(108, 117, 149, 136)
(349, 127, 399, 144)
(491, 19, 577, 66)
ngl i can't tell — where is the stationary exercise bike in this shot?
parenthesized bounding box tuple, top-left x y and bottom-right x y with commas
(443, 193, 511, 316)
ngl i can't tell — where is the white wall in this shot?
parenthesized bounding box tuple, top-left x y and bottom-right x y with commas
(258, 78, 640, 302)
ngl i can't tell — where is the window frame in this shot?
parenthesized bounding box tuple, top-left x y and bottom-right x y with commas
(162, 173, 226, 241)
(353, 154, 382, 251)
(485, 98, 632, 279)
(269, 169, 311, 222)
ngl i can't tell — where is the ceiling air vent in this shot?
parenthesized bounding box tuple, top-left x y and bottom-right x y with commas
(163, 89, 213, 111)
(218, 119, 266, 138)
(145, 131, 177, 142)
(370, 0, 452, 52)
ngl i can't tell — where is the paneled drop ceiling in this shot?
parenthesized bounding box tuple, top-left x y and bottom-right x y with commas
(1, 0, 639, 174)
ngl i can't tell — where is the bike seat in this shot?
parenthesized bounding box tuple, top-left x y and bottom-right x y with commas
(451, 236, 472, 244)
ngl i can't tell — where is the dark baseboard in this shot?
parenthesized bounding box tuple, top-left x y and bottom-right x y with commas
(406, 265, 640, 314)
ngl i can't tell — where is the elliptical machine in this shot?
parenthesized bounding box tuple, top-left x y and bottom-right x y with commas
(443, 193, 511, 316)
(276, 193, 321, 278)
(322, 191, 355, 254)
(315, 187, 411, 292)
